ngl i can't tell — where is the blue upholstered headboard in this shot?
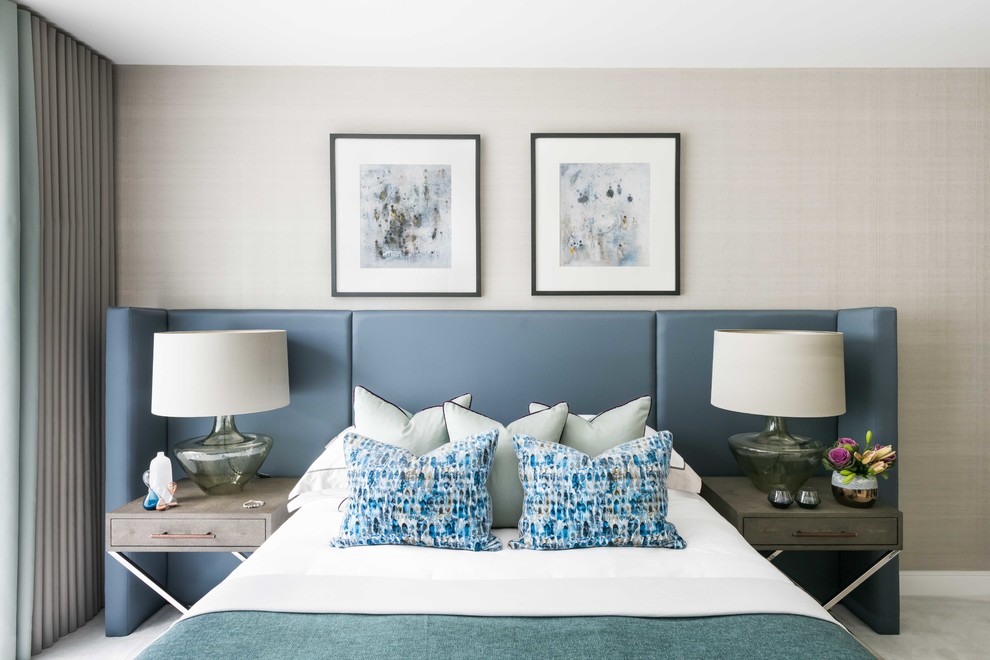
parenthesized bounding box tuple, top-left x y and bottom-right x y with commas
(104, 307, 898, 634)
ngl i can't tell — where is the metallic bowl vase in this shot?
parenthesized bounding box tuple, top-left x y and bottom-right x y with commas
(830, 471, 878, 508)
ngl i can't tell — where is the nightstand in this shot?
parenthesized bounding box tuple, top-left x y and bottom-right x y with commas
(701, 476, 902, 611)
(106, 477, 293, 613)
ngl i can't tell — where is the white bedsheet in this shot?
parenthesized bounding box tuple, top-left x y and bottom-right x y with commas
(187, 490, 836, 625)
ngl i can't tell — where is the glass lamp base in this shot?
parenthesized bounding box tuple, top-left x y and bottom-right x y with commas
(727, 416, 824, 494)
(173, 415, 272, 495)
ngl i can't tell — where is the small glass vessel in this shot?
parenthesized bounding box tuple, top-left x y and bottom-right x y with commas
(796, 487, 821, 509)
(767, 488, 793, 509)
(141, 470, 160, 511)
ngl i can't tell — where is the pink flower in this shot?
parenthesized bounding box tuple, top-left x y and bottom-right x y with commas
(827, 447, 853, 469)
(829, 432, 897, 477)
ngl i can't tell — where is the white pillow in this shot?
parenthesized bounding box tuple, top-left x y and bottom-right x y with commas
(528, 397, 701, 496)
(646, 425, 702, 494)
(444, 401, 569, 528)
(288, 388, 473, 510)
(287, 426, 354, 510)
(529, 396, 651, 456)
(352, 386, 472, 455)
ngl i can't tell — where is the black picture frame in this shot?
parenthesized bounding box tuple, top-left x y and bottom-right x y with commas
(531, 133, 680, 296)
(330, 133, 481, 297)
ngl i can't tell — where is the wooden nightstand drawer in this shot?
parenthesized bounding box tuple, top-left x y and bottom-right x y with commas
(105, 478, 292, 552)
(744, 516, 899, 547)
(110, 517, 267, 549)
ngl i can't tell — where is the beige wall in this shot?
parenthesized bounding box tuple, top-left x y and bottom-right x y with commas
(115, 67, 989, 570)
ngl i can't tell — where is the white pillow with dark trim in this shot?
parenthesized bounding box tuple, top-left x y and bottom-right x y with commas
(353, 386, 471, 455)
(444, 401, 569, 528)
(529, 398, 702, 494)
(288, 388, 473, 510)
(529, 396, 651, 455)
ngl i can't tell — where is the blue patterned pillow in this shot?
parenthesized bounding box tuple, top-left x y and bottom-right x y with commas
(510, 432, 686, 551)
(332, 430, 501, 551)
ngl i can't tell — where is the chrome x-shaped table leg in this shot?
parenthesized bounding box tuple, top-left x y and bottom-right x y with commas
(108, 550, 248, 614)
(765, 548, 901, 610)
(823, 550, 901, 610)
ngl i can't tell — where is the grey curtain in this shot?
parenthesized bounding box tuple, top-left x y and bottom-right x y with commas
(29, 10, 115, 655)
(2, 3, 41, 658)
(1, 2, 114, 656)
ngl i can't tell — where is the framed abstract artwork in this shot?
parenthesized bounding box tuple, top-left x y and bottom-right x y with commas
(330, 134, 481, 296)
(531, 133, 680, 295)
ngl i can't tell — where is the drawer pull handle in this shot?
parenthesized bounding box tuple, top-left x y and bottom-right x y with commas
(792, 531, 858, 538)
(150, 532, 216, 540)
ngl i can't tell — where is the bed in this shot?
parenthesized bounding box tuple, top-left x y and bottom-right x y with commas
(138, 490, 872, 659)
(104, 308, 898, 656)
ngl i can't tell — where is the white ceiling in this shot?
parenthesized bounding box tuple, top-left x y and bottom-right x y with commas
(19, 0, 990, 67)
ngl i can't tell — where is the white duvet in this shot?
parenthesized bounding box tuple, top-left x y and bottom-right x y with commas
(186, 490, 838, 626)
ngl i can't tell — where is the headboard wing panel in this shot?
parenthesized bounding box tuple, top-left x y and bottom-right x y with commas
(352, 311, 657, 426)
(836, 306, 898, 505)
(835, 307, 899, 634)
(104, 307, 167, 636)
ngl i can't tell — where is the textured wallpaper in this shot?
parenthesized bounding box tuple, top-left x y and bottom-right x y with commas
(115, 66, 989, 570)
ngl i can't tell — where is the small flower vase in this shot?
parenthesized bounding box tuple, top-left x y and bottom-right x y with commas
(831, 471, 878, 508)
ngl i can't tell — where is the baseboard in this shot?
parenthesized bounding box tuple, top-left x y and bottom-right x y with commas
(900, 571, 990, 600)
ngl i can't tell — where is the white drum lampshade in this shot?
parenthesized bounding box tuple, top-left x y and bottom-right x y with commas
(711, 330, 845, 493)
(152, 330, 290, 495)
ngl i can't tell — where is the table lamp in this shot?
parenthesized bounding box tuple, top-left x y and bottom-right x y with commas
(152, 330, 290, 495)
(711, 329, 845, 493)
